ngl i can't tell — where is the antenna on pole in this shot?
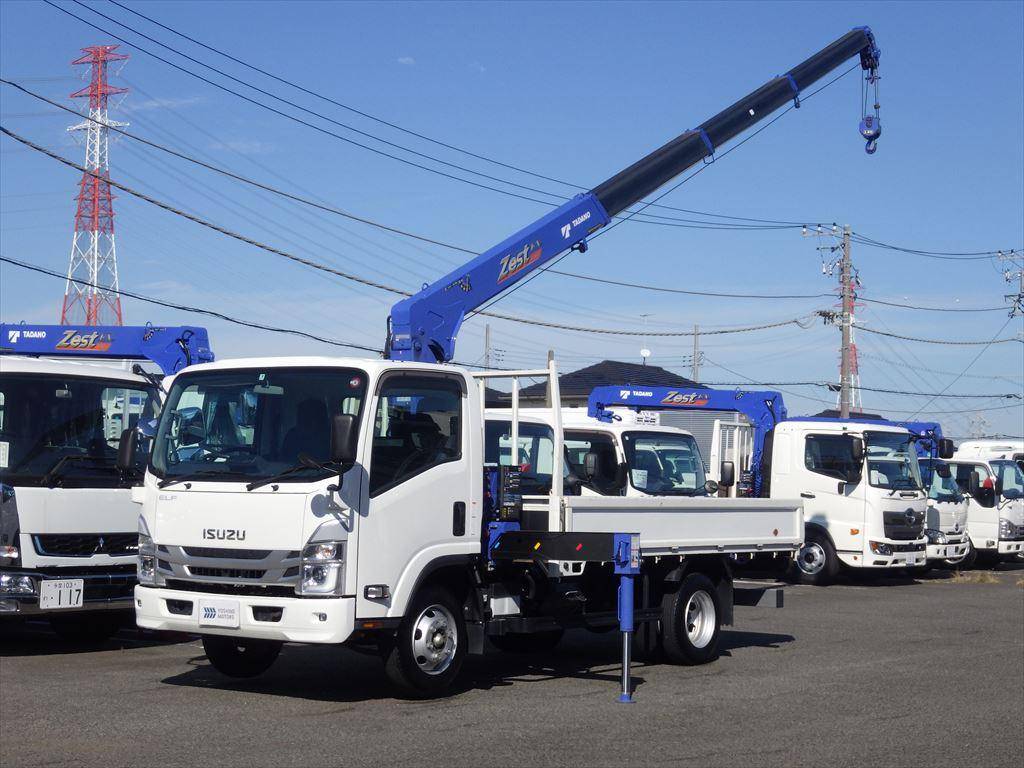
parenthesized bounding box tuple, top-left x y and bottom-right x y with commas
(61, 44, 129, 326)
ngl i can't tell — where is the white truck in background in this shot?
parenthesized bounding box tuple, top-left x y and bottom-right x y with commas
(918, 457, 971, 569)
(131, 358, 802, 698)
(0, 323, 212, 640)
(949, 444, 1024, 567)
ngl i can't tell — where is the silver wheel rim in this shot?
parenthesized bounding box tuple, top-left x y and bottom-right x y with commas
(684, 590, 716, 649)
(797, 542, 826, 575)
(411, 603, 457, 676)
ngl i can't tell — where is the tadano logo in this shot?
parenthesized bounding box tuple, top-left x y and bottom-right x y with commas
(560, 211, 592, 240)
(7, 330, 19, 344)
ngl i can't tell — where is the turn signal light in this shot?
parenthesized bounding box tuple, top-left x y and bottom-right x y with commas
(850, 528, 860, 535)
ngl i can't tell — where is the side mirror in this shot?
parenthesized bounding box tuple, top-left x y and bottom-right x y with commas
(583, 451, 600, 481)
(850, 437, 865, 463)
(704, 479, 720, 495)
(936, 464, 952, 479)
(719, 461, 736, 489)
(969, 471, 980, 496)
(116, 428, 137, 473)
(330, 413, 358, 467)
(938, 438, 955, 460)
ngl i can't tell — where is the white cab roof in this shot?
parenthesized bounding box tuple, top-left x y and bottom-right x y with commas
(485, 407, 695, 438)
(0, 355, 150, 385)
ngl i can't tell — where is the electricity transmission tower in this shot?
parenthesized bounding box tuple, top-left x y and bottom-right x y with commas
(61, 45, 129, 326)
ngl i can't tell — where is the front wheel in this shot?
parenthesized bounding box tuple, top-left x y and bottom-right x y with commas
(384, 586, 466, 698)
(790, 529, 840, 586)
(202, 635, 282, 678)
(660, 573, 721, 665)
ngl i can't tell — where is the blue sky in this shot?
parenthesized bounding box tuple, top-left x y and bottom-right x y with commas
(1, 0, 1021, 437)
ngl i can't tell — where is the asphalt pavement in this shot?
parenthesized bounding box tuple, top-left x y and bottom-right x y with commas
(2, 564, 1022, 768)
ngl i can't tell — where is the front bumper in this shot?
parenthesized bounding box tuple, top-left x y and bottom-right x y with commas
(997, 539, 1024, 555)
(0, 567, 135, 615)
(135, 585, 356, 644)
(927, 535, 970, 562)
(840, 541, 927, 569)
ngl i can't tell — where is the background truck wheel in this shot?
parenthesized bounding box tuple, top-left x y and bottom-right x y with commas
(202, 636, 282, 678)
(384, 586, 466, 698)
(49, 612, 125, 644)
(490, 629, 564, 653)
(660, 573, 721, 665)
(790, 529, 839, 585)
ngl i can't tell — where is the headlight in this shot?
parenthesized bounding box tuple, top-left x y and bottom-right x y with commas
(297, 540, 345, 595)
(998, 519, 1016, 540)
(137, 517, 158, 585)
(0, 573, 35, 595)
(869, 540, 893, 556)
(925, 529, 948, 545)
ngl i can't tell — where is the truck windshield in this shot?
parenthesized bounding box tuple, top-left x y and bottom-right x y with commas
(0, 373, 158, 488)
(865, 431, 923, 491)
(621, 431, 707, 495)
(920, 460, 960, 503)
(991, 460, 1024, 500)
(151, 367, 366, 484)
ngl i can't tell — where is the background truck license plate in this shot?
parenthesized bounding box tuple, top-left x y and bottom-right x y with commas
(39, 579, 84, 610)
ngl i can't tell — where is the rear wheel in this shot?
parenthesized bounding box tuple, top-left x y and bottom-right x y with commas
(384, 586, 466, 697)
(202, 635, 282, 678)
(660, 573, 721, 665)
(790, 529, 840, 586)
(49, 612, 125, 644)
(490, 629, 564, 653)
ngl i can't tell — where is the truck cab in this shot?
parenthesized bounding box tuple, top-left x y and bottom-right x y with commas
(767, 418, 927, 584)
(918, 458, 971, 567)
(0, 356, 159, 638)
(948, 452, 1024, 565)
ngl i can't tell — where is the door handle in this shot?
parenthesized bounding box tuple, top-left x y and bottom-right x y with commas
(800, 492, 816, 499)
(452, 501, 466, 537)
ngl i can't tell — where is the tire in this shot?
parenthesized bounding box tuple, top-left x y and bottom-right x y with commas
(202, 635, 282, 678)
(384, 585, 466, 697)
(49, 612, 125, 644)
(790, 528, 840, 586)
(490, 629, 563, 653)
(660, 572, 721, 666)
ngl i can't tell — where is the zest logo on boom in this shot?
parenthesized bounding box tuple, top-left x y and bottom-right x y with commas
(660, 391, 710, 407)
(56, 329, 112, 352)
(498, 241, 542, 284)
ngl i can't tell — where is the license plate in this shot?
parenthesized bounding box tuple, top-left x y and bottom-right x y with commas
(38, 579, 84, 610)
(905, 553, 916, 566)
(198, 598, 240, 628)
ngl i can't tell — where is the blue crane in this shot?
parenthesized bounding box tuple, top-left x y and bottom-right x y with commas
(0, 322, 213, 376)
(386, 27, 881, 363)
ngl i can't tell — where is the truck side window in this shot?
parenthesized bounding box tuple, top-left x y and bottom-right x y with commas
(370, 377, 462, 496)
(804, 434, 855, 480)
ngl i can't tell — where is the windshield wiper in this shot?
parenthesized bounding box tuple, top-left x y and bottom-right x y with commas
(246, 453, 333, 492)
(39, 455, 113, 488)
(157, 470, 245, 489)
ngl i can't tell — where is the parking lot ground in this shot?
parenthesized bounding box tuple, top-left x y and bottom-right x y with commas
(2, 564, 1022, 768)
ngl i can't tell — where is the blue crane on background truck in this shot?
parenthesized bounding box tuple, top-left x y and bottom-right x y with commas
(386, 27, 881, 364)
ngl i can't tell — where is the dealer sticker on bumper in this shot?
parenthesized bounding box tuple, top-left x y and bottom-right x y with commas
(198, 598, 240, 628)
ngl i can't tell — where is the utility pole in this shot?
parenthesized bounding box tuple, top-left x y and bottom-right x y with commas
(484, 323, 491, 369)
(691, 324, 700, 383)
(839, 225, 854, 419)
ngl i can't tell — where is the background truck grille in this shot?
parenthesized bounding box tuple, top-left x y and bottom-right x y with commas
(33, 533, 137, 558)
(181, 546, 273, 560)
(186, 566, 267, 579)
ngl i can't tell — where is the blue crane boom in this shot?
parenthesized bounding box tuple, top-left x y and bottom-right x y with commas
(386, 27, 881, 363)
(0, 323, 214, 376)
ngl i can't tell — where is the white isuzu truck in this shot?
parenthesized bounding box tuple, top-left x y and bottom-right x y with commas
(132, 358, 802, 698)
(0, 323, 212, 639)
(949, 447, 1024, 566)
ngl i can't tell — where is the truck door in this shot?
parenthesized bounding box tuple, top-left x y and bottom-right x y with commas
(800, 433, 866, 554)
(356, 373, 475, 619)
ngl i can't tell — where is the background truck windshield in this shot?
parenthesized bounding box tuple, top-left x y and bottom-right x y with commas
(621, 431, 706, 495)
(920, 460, 961, 503)
(0, 373, 158, 488)
(484, 420, 556, 493)
(865, 431, 923, 491)
(152, 367, 365, 483)
(991, 460, 1024, 499)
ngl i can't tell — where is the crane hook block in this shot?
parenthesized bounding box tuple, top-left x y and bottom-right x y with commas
(859, 115, 881, 154)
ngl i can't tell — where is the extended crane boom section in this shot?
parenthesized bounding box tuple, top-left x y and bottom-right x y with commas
(0, 323, 213, 375)
(386, 27, 880, 364)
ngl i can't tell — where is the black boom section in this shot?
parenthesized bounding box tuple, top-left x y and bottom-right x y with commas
(489, 531, 619, 563)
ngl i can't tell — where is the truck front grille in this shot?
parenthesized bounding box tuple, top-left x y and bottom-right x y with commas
(882, 511, 925, 541)
(186, 566, 267, 580)
(165, 579, 296, 598)
(155, 544, 300, 590)
(33, 533, 137, 558)
(182, 546, 273, 560)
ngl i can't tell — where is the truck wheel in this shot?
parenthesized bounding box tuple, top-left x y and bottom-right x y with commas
(791, 529, 839, 585)
(49, 612, 125, 644)
(384, 586, 466, 698)
(660, 573, 721, 665)
(490, 629, 564, 653)
(202, 635, 282, 678)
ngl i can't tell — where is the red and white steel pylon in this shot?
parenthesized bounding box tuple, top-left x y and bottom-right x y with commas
(60, 45, 129, 326)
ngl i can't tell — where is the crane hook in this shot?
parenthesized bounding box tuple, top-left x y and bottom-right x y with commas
(859, 115, 881, 154)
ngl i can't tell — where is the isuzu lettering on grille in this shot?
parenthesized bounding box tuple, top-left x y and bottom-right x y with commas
(203, 528, 247, 541)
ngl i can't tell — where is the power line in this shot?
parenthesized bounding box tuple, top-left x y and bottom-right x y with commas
(857, 351, 1023, 383)
(859, 296, 1007, 313)
(857, 324, 1023, 346)
(849, 232, 1019, 261)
